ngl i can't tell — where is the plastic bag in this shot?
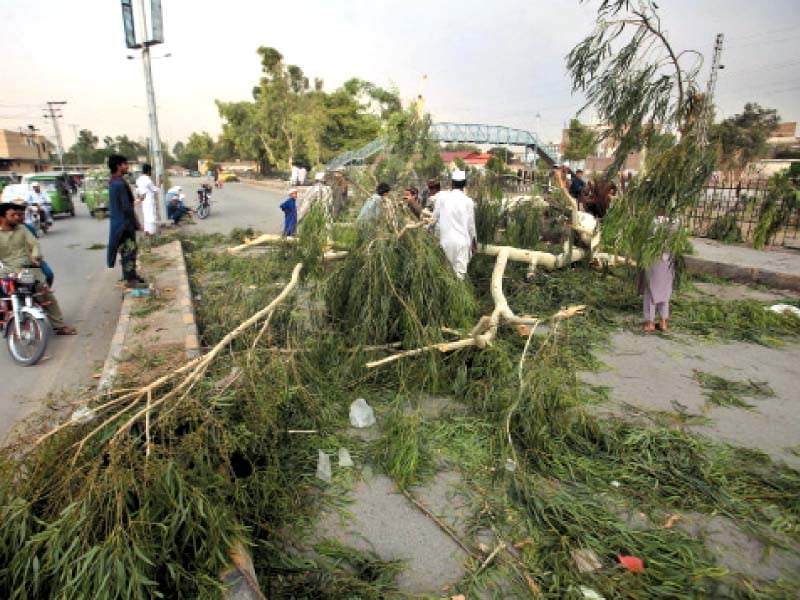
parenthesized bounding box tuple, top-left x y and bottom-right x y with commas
(349, 398, 376, 428)
(316, 450, 332, 483)
(338, 447, 354, 467)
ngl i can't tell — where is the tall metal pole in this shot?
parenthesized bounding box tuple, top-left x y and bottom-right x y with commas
(138, 0, 166, 223)
(45, 101, 67, 170)
(699, 33, 724, 147)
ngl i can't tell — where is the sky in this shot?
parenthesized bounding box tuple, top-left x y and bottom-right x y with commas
(1, 0, 799, 152)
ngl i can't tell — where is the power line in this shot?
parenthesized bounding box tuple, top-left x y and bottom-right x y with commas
(727, 36, 799, 50)
(725, 24, 800, 43)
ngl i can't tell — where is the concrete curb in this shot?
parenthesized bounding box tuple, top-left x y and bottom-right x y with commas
(97, 287, 133, 393)
(97, 240, 201, 392)
(685, 255, 800, 292)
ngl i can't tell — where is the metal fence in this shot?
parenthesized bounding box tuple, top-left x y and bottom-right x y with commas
(687, 178, 800, 248)
(495, 175, 800, 249)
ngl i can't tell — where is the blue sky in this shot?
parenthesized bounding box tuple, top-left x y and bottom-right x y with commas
(2, 0, 798, 148)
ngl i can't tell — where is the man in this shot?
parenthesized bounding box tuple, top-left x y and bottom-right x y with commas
(26, 181, 53, 228)
(425, 178, 441, 210)
(107, 154, 144, 288)
(0, 202, 75, 334)
(135, 163, 159, 235)
(298, 172, 334, 241)
(569, 169, 586, 201)
(280, 188, 298, 236)
(403, 186, 423, 218)
(167, 193, 191, 225)
(11, 199, 54, 286)
(357, 182, 390, 224)
(432, 170, 476, 279)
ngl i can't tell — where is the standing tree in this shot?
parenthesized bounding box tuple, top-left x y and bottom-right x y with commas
(562, 119, 597, 162)
(710, 103, 780, 178)
(567, 0, 715, 266)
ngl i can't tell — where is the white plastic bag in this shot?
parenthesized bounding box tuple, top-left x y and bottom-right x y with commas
(338, 447, 354, 467)
(349, 398, 376, 428)
(316, 450, 332, 483)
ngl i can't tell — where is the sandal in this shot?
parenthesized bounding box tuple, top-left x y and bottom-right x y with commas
(54, 326, 78, 335)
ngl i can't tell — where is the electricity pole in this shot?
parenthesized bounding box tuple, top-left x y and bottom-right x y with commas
(700, 33, 724, 146)
(44, 101, 67, 170)
(120, 0, 167, 223)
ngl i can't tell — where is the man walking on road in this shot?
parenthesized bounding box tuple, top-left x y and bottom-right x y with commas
(432, 169, 476, 279)
(106, 154, 144, 288)
(135, 163, 159, 235)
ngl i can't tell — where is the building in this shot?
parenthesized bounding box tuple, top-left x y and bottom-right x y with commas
(767, 122, 799, 158)
(440, 151, 493, 171)
(0, 128, 53, 174)
(561, 122, 645, 175)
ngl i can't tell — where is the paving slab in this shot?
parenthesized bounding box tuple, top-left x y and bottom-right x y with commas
(688, 238, 800, 291)
(581, 332, 800, 468)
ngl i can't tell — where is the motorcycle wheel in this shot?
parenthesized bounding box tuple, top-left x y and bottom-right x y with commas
(197, 203, 210, 219)
(7, 314, 50, 366)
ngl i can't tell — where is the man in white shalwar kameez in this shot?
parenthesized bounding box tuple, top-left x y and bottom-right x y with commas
(135, 164, 159, 235)
(432, 169, 476, 279)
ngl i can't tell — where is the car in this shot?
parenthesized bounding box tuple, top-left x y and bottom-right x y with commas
(189, 170, 201, 177)
(1, 183, 31, 204)
(220, 172, 239, 182)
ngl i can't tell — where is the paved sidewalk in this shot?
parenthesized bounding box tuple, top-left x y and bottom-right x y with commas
(687, 238, 800, 291)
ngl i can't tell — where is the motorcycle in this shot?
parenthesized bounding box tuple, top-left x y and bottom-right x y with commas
(196, 184, 212, 220)
(0, 264, 50, 366)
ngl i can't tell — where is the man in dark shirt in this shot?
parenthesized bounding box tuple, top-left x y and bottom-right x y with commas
(106, 154, 144, 288)
(569, 169, 586, 201)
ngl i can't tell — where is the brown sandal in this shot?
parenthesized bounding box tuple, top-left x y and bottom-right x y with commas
(55, 326, 78, 335)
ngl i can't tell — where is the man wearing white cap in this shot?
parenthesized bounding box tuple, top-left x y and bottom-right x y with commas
(26, 181, 53, 229)
(432, 169, 476, 279)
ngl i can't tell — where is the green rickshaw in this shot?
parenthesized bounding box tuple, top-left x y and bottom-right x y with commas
(81, 174, 110, 217)
(22, 172, 75, 217)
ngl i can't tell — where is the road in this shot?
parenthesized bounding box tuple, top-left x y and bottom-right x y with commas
(1, 178, 287, 442)
(1, 197, 120, 440)
(169, 176, 286, 235)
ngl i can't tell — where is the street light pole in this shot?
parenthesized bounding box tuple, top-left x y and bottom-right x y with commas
(137, 0, 166, 223)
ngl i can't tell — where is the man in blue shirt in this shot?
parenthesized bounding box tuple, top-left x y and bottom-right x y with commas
(280, 188, 298, 236)
(106, 154, 144, 288)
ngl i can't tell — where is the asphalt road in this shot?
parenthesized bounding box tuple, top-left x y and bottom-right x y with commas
(1, 196, 120, 441)
(1, 178, 287, 442)
(169, 176, 286, 235)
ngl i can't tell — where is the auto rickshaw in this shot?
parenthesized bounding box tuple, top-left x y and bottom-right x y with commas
(22, 172, 75, 217)
(81, 174, 110, 217)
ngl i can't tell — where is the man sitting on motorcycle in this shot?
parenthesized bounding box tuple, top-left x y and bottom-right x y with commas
(26, 181, 53, 228)
(0, 202, 76, 335)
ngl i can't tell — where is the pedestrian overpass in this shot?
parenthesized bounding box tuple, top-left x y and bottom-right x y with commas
(326, 122, 560, 171)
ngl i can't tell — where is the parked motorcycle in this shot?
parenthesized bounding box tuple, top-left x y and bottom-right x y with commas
(0, 264, 50, 366)
(196, 184, 212, 220)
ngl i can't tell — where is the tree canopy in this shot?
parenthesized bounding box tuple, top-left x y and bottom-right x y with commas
(710, 103, 780, 176)
(562, 119, 597, 161)
(215, 47, 402, 171)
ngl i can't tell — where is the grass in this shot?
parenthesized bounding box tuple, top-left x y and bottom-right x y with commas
(2, 228, 800, 599)
(693, 370, 775, 409)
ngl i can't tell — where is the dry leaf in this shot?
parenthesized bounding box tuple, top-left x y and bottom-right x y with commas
(660, 514, 681, 529)
(516, 324, 531, 336)
(451, 595, 466, 600)
(524, 573, 541, 595)
(571, 548, 602, 573)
